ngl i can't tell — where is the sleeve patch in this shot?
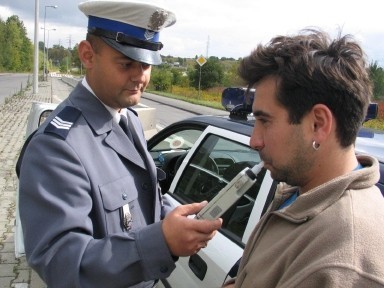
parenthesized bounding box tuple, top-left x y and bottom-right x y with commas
(45, 106, 82, 139)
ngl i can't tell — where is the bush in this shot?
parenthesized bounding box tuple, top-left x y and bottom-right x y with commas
(364, 101, 384, 130)
(150, 69, 173, 91)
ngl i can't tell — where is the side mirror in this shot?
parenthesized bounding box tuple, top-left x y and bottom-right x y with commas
(222, 87, 378, 123)
(365, 103, 378, 122)
(39, 110, 54, 126)
(221, 87, 255, 120)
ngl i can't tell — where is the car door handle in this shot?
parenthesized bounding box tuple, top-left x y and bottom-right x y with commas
(188, 253, 207, 281)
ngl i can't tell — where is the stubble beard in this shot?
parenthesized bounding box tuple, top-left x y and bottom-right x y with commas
(267, 140, 314, 188)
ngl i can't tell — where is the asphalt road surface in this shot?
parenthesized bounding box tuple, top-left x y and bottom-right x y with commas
(0, 73, 32, 105)
(140, 95, 198, 130)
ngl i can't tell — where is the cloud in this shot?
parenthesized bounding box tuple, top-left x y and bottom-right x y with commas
(1, 0, 383, 65)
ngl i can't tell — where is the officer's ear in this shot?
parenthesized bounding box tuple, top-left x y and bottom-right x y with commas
(78, 40, 95, 69)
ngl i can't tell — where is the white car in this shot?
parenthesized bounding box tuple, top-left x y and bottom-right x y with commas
(15, 101, 57, 257)
(148, 114, 276, 287)
(147, 96, 383, 287)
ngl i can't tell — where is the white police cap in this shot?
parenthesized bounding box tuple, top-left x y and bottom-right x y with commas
(78, 0, 176, 65)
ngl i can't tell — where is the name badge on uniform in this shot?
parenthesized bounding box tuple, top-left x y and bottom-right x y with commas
(122, 204, 132, 231)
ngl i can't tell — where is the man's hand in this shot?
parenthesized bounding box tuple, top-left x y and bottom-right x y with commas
(162, 201, 222, 256)
(222, 279, 236, 287)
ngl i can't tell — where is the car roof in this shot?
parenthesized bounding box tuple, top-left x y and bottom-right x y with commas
(172, 114, 383, 162)
(173, 114, 255, 136)
(356, 128, 384, 162)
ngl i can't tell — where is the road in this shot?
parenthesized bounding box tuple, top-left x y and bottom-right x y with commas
(0, 73, 32, 105)
(140, 96, 198, 129)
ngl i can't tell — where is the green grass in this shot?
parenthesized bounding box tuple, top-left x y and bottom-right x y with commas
(364, 119, 384, 130)
(147, 86, 225, 111)
(149, 86, 384, 131)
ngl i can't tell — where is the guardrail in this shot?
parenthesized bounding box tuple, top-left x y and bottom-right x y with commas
(60, 75, 157, 138)
(60, 75, 80, 87)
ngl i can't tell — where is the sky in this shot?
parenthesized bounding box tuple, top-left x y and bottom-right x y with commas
(1, 0, 383, 66)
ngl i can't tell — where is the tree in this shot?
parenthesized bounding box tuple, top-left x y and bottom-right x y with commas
(222, 61, 243, 87)
(369, 61, 384, 100)
(70, 44, 81, 72)
(0, 17, 5, 71)
(20, 34, 33, 71)
(0, 15, 33, 72)
(3, 16, 23, 70)
(189, 57, 224, 90)
(170, 68, 183, 86)
(150, 67, 173, 91)
(39, 41, 45, 52)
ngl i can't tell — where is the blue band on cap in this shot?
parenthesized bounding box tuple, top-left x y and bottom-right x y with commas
(88, 16, 159, 42)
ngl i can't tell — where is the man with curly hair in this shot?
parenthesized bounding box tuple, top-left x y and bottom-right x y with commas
(225, 29, 384, 287)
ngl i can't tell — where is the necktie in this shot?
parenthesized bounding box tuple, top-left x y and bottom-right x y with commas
(119, 114, 134, 143)
(119, 114, 146, 160)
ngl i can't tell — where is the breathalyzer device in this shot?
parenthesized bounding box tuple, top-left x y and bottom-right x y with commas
(196, 161, 264, 220)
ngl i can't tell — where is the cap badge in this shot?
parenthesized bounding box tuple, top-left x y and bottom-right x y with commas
(148, 9, 168, 31)
(144, 30, 155, 40)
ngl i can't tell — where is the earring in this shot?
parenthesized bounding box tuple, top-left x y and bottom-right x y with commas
(312, 141, 320, 151)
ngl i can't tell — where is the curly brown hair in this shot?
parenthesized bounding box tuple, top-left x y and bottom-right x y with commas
(239, 28, 373, 147)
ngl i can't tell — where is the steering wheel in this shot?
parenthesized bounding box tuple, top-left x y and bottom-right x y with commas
(203, 156, 219, 175)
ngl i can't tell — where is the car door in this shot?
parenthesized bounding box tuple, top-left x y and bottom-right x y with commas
(148, 124, 276, 288)
(15, 102, 58, 257)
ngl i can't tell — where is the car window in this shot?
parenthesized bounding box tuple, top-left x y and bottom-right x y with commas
(174, 133, 265, 241)
(149, 129, 204, 192)
(150, 129, 202, 152)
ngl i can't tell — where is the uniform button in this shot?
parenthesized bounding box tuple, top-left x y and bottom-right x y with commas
(160, 266, 168, 273)
(122, 193, 128, 200)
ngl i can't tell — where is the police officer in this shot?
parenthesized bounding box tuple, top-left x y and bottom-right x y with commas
(18, 1, 222, 287)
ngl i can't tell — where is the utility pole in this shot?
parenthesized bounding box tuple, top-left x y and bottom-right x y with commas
(43, 5, 58, 80)
(196, 56, 207, 99)
(66, 35, 72, 74)
(206, 35, 210, 59)
(33, 0, 39, 94)
(46, 28, 56, 73)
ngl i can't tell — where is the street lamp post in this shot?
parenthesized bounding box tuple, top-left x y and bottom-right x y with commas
(33, 0, 39, 94)
(43, 5, 58, 81)
(46, 28, 56, 75)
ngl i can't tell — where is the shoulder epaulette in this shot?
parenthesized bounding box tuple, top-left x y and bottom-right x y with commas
(45, 106, 82, 139)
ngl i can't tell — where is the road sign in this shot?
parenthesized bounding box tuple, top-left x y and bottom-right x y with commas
(196, 56, 207, 66)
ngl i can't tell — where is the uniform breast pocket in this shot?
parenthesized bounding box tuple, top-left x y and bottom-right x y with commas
(99, 175, 140, 234)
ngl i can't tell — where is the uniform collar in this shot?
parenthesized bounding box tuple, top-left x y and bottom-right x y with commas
(81, 78, 124, 124)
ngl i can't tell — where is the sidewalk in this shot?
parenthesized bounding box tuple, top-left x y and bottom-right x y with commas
(0, 77, 73, 288)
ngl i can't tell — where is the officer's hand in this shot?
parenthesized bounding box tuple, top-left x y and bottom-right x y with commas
(162, 201, 222, 256)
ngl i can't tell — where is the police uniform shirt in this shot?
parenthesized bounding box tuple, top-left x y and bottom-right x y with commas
(81, 77, 124, 125)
